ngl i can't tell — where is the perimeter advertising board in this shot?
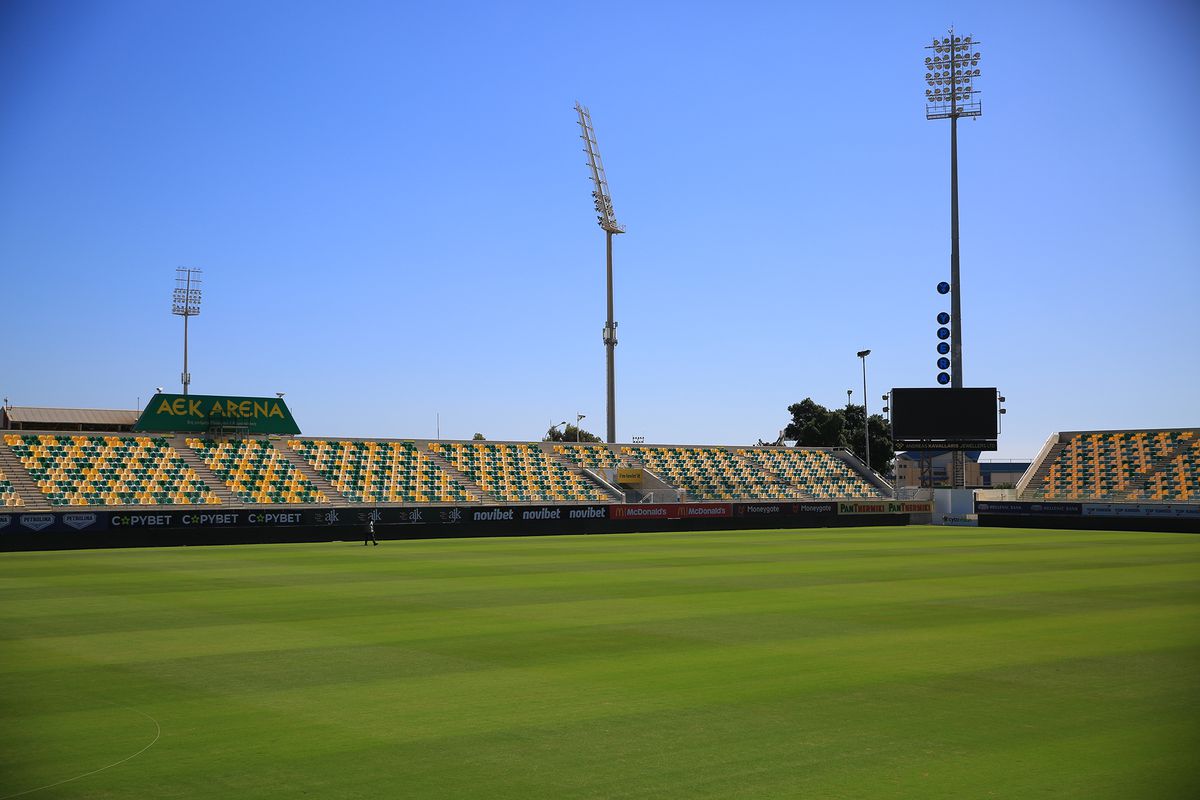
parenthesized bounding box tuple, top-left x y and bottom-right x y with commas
(0, 500, 926, 550)
(134, 394, 300, 435)
(975, 500, 1200, 520)
(837, 500, 933, 515)
(0, 502, 916, 535)
(737, 502, 836, 518)
(974, 501, 1082, 516)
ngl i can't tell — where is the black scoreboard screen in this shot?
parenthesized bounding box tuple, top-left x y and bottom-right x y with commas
(890, 388, 998, 444)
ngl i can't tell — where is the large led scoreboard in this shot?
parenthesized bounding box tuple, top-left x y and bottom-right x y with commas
(889, 387, 998, 451)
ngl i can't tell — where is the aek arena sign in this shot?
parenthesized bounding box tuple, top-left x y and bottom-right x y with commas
(135, 394, 300, 435)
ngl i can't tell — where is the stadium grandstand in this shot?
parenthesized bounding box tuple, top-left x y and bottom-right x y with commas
(1, 405, 1196, 518)
(0, 403, 892, 510)
(1018, 428, 1199, 503)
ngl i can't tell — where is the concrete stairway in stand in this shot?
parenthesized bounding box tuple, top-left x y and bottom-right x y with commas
(1120, 437, 1197, 502)
(730, 449, 813, 500)
(541, 446, 624, 501)
(271, 440, 352, 506)
(1019, 441, 1067, 499)
(0, 441, 48, 510)
(422, 444, 497, 504)
(171, 435, 238, 506)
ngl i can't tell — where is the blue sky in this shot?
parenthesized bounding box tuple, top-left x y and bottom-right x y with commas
(2, 0, 1197, 460)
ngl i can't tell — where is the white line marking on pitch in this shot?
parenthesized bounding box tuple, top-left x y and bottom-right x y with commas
(0, 704, 161, 799)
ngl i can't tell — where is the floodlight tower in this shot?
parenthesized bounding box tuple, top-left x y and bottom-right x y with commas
(172, 267, 202, 395)
(575, 102, 625, 444)
(924, 29, 981, 488)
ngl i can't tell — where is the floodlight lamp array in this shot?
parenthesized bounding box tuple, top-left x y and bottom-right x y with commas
(171, 289, 201, 316)
(172, 268, 203, 316)
(575, 102, 624, 235)
(592, 189, 618, 230)
(923, 32, 981, 119)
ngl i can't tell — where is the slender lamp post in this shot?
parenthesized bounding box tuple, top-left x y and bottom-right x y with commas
(171, 267, 202, 396)
(924, 29, 981, 488)
(575, 103, 625, 444)
(857, 350, 872, 472)
(882, 392, 894, 495)
(576, 413, 586, 442)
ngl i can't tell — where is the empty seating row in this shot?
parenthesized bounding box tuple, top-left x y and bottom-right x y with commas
(288, 439, 476, 504)
(622, 446, 794, 501)
(739, 448, 887, 499)
(187, 438, 325, 505)
(1145, 438, 1199, 502)
(554, 442, 885, 500)
(0, 467, 23, 507)
(4, 433, 218, 506)
(431, 442, 610, 503)
(553, 443, 623, 470)
(1031, 430, 1197, 501)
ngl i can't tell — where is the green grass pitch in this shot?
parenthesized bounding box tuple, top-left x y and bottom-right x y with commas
(1, 525, 1198, 799)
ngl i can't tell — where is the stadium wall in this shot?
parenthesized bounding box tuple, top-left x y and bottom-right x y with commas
(975, 500, 1200, 534)
(0, 500, 925, 551)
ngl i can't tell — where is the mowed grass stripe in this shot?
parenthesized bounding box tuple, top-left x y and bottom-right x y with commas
(5, 558, 1195, 663)
(1, 526, 1197, 799)
(3, 527, 1193, 619)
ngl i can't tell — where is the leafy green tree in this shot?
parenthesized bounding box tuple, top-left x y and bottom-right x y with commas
(781, 397, 894, 474)
(472, 433, 486, 440)
(784, 398, 845, 446)
(542, 424, 602, 443)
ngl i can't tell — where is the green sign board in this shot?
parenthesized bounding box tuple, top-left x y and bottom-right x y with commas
(134, 394, 301, 435)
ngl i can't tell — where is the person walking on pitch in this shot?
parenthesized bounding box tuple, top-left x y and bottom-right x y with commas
(365, 518, 378, 546)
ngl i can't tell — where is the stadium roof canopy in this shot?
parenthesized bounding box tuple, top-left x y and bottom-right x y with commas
(2, 406, 139, 432)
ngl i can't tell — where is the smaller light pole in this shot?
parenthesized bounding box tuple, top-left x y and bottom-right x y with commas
(551, 420, 568, 440)
(881, 392, 896, 497)
(576, 413, 586, 442)
(857, 350, 872, 472)
(172, 267, 202, 396)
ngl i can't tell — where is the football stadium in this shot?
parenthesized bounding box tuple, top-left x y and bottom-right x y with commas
(2, 397, 1197, 799)
(3, 4, 1199, 799)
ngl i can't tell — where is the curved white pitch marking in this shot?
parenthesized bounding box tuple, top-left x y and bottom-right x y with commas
(0, 706, 161, 799)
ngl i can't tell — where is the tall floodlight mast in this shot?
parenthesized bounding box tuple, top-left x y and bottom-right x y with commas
(172, 267, 202, 396)
(575, 102, 625, 444)
(924, 29, 981, 488)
